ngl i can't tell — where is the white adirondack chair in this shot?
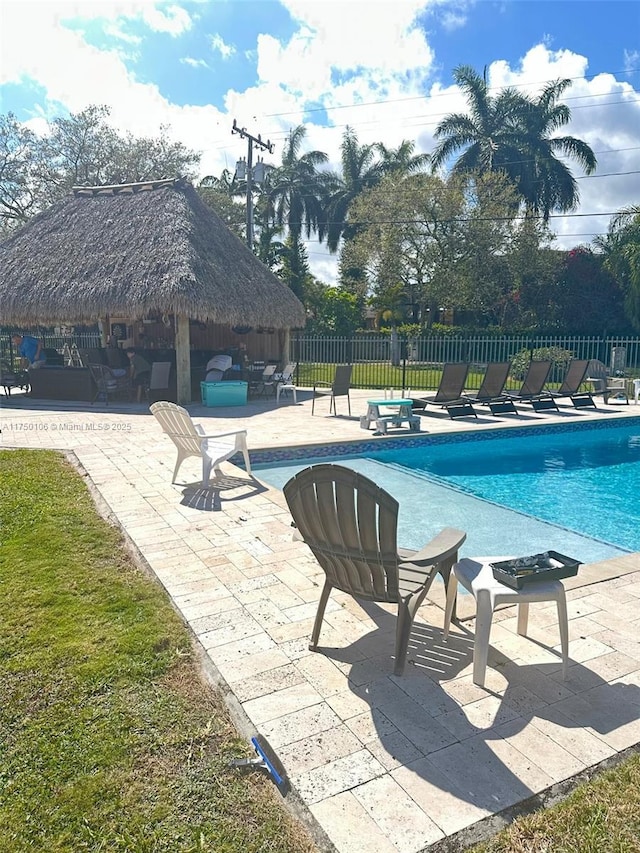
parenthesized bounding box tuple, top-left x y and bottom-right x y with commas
(150, 401, 251, 485)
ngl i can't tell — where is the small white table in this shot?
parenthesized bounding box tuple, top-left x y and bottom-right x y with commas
(444, 557, 569, 687)
(633, 378, 640, 404)
(360, 398, 420, 433)
(276, 383, 297, 404)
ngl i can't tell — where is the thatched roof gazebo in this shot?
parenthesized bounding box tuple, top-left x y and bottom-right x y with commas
(0, 177, 306, 402)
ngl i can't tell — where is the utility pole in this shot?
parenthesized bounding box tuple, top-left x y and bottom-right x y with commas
(232, 119, 274, 250)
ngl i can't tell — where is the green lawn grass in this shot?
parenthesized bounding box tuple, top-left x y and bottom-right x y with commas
(470, 754, 640, 853)
(0, 449, 315, 853)
(295, 363, 558, 392)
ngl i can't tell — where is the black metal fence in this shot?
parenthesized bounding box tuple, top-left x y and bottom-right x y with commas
(3, 331, 639, 393)
(292, 333, 640, 391)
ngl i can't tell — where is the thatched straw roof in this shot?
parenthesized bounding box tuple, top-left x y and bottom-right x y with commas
(0, 178, 306, 328)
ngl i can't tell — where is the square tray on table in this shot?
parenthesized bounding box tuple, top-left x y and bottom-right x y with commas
(491, 550, 581, 590)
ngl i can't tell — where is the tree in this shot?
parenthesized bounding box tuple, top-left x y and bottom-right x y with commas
(326, 131, 430, 296)
(253, 219, 287, 275)
(0, 113, 43, 232)
(431, 66, 528, 179)
(198, 170, 245, 240)
(349, 172, 467, 325)
(325, 127, 383, 254)
(265, 125, 330, 277)
(374, 139, 430, 177)
(38, 105, 199, 201)
(0, 105, 200, 233)
(595, 206, 640, 330)
(553, 247, 628, 334)
(517, 79, 597, 221)
(503, 219, 561, 331)
(350, 170, 532, 329)
(304, 282, 362, 335)
(279, 234, 314, 304)
(431, 65, 597, 221)
(321, 127, 387, 295)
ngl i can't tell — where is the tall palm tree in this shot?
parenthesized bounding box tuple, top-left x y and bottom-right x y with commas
(261, 126, 330, 301)
(266, 125, 330, 251)
(325, 126, 385, 253)
(595, 205, 640, 329)
(431, 66, 527, 180)
(518, 78, 597, 221)
(432, 65, 597, 221)
(374, 139, 430, 176)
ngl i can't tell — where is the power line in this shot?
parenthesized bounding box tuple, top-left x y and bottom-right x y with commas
(195, 94, 640, 159)
(261, 68, 639, 119)
(576, 170, 640, 180)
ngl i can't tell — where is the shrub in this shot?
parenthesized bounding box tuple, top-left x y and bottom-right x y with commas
(429, 323, 465, 337)
(510, 346, 574, 381)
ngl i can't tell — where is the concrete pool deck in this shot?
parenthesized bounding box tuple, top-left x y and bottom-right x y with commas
(2, 389, 639, 853)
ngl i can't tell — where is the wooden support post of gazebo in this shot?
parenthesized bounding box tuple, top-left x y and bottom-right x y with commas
(98, 316, 109, 347)
(281, 328, 291, 368)
(174, 314, 192, 404)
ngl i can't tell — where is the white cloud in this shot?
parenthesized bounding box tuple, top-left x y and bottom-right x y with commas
(141, 3, 192, 35)
(256, 0, 434, 113)
(439, 11, 468, 32)
(623, 49, 640, 75)
(1, 3, 639, 282)
(210, 33, 235, 59)
(103, 21, 142, 45)
(181, 56, 209, 69)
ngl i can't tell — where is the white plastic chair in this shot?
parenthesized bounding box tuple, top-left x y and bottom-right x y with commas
(150, 401, 251, 485)
(146, 361, 172, 401)
(275, 362, 297, 383)
(444, 557, 569, 687)
(205, 354, 233, 382)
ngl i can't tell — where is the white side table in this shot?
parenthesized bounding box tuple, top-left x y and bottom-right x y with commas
(633, 378, 640, 404)
(276, 383, 297, 404)
(444, 557, 569, 687)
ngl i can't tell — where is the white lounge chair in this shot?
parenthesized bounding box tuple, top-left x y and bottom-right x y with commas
(205, 354, 233, 382)
(150, 401, 251, 485)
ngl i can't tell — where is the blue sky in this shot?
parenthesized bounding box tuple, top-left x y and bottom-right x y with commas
(2, 0, 639, 282)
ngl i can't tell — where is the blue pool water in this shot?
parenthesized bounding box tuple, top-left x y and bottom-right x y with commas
(255, 419, 640, 564)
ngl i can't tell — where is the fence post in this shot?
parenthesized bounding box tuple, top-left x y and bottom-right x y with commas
(401, 337, 407, 393)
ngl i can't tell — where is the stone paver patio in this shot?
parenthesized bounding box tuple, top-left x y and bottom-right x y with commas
(2, 388, 639, 853)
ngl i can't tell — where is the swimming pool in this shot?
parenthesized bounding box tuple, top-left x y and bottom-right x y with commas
(254, 417, 640, 564)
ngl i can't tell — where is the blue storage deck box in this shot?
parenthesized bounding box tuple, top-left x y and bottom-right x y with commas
(200, 380, 248, 407)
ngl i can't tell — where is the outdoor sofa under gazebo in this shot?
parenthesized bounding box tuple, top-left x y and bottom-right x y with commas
(0, 177, 306, 403)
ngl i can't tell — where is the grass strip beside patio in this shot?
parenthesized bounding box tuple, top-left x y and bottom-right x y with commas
(471, 751, 640, 853)
(0, 449, 315, 853)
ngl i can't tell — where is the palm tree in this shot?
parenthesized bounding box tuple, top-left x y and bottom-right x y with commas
(263, 126, 331, 301)
(431, 66, 527, 180)
(595, 206, 640, 329)
(374, 139, 430, 176)
(432, 65, 597, 221)
(518, 78, 597, 221)
(325, 127, 385, 253)
(266, 125, 330, 251)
